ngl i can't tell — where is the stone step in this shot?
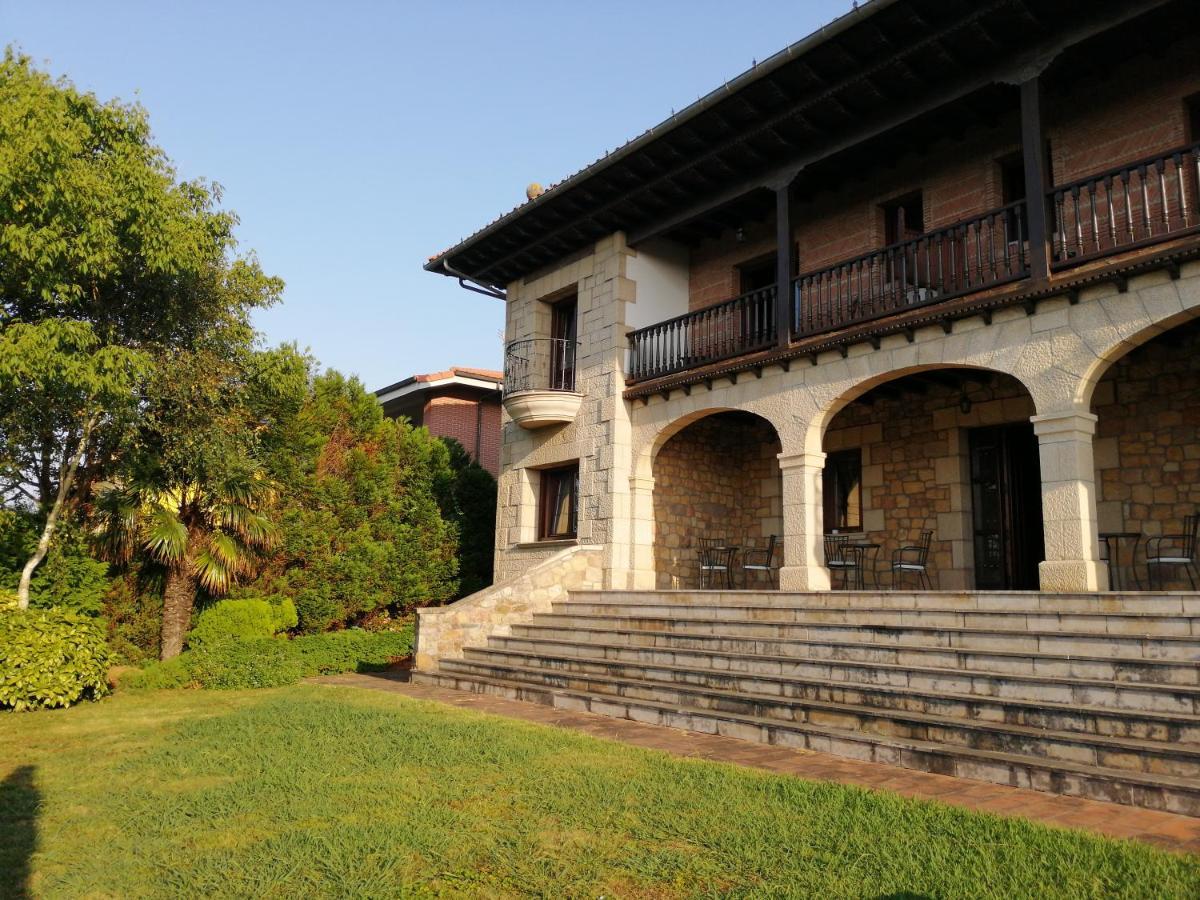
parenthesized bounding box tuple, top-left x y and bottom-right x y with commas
(568, 589, 1200, 616)
(412, 668, 1200, 817)
(530, 614, 1200, 660)
(486, 636, 1200, 709)
(507, 624, 1200, 684)
(460, 647, 1200, 742)
(553, 602, 1200, 637)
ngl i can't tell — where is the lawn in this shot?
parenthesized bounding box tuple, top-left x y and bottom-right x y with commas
(2, 685, 1197, 899)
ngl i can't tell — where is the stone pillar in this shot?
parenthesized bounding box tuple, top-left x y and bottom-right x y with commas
(1031, 412, 1109, 592)
(628, 474, 656, 589)
(778, 451, 831, 591)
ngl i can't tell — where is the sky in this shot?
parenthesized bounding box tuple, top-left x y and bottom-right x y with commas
(3, 1, 850, 390)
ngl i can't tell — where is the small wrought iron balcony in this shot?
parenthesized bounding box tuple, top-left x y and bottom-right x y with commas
(502, 337, 582, 429)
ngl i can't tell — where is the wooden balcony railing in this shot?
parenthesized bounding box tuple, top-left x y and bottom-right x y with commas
(791, 201, 1030, 339)
(1051, 143, 1200, 268)
(624, 146, 1200, 386)
(627, 284, 776, 381)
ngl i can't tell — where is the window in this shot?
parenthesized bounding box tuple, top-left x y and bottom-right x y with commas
(998, 152, 1028, 239)
(538, 463, 579, 540)
(882, 192, 924, 246)
(738, 254, 777, 293)
(823, 449, 862, 533)
(549, 295, 577, 391)
(1187, 93, 1200, 143)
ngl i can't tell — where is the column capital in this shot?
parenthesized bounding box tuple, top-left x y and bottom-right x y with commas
(777, 450, 827, 470)
(1030, 411, 1097, 439)
(628, 475, 655, 492)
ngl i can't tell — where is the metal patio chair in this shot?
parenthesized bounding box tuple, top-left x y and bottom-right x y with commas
(741, 535, 779, 588)
(698, 537, 736, 589)
(824, 534, 861, 589)
(1145, 514, 1200, 590)
(891, 529, 935, 589)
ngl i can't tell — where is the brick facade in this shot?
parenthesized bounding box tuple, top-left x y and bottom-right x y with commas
(424, 391, 502, 476)
(687, 36, 1200, 314)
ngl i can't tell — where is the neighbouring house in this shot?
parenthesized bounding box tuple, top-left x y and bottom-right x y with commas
(376, 367, 503, 476)
(412, 0, 1200, 816)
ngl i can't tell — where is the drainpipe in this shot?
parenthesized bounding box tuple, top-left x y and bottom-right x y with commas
(441, 260, 507, 300)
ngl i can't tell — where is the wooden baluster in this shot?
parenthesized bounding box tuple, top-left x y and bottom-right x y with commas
(1104, 175, 1117, 250)
(1089, 184, 1100, 254)
(1053, 191, 1066, 261)
(1158, 158, 1171, 232)
(1016, 210, 1026, 272)
(986, 214, 996, 281)
(1139, 165, 1153, 237)
(924, 233, 932, 287)
(936, 233, 944, 293)
(973, 221, 982, 285)
(1121, 173, 1134, 244)
(1070, 185, 1083, 257)
(1176, 153, 1189, 228)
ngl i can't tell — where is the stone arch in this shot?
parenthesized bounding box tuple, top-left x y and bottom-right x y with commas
(648, 409, 784, 589)
(801, 362, 1039, 457)
(1075, 306, 1200, 409)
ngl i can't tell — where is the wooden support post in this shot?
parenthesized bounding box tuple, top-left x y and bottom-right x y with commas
(1020, 76, 1051, 281)
(775, 184, 793, 348)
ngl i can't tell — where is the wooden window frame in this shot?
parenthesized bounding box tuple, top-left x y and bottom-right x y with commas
(538, 463, 579, 540)
(823, 449, 863, 533)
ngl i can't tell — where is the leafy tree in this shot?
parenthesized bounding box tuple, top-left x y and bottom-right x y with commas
(0, 49, 281, 603)
(438, 439, 497, 597)
(251, 371, 460, 632)
(93, 343, 307, 659)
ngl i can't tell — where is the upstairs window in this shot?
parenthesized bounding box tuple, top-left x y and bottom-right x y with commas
(539, 463, 579, 540)
(738, 254, 777, 293)
(882, 192, 924, 246)
(823, 449, 863, 533)
(549, 295, 577, 391)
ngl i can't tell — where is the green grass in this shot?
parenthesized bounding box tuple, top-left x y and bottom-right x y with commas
(2, 685, 1197, 899)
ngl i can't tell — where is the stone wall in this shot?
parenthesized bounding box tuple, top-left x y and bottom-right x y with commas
(1093, 319, 1200, 589)
(823, 374, 1036, 590)
(652, 413, 782, 589)
(414, 543, 604, 670)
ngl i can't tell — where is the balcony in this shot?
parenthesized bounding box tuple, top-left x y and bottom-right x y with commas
(502, 338, 582, 429)
(626, 143, 1200, 386)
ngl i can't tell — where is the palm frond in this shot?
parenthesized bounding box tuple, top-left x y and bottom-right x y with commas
(193, 545, 234, 595)
(144, 505, 188, 565)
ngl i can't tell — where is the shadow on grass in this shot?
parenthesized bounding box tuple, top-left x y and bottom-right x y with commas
(877, 893, 934, 900)
(0, 765, 38, 900)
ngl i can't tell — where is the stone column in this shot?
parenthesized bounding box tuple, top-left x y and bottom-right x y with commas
(1031, 412, 1108, 592)
(628, 474, 656, 589)
(778, 451, 831, 591)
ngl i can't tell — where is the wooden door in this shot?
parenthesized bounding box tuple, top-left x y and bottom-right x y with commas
(969, 423, 1044, 589)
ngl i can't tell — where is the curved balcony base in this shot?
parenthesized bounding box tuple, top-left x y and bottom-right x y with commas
(504, 389, 583, 429)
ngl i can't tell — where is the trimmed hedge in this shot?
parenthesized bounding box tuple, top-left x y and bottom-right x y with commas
(187, 597, 298, 649)
(123, 627, 413, 691)
(0, 608, 112, 711)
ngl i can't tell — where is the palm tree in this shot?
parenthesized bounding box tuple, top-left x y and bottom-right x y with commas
(95, 470, 278, 659)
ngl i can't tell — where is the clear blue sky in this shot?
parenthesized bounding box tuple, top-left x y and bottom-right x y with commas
(3, 1, 848, 390)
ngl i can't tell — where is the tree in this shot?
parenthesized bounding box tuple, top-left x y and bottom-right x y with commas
(92, 342, 308, 659)
(0, 320, 148, 607)
(0, 49, 281, 600)
(251, 371, 460, 632)
(437, 439, 497, 597)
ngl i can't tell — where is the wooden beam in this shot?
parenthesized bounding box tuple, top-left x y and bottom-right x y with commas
(1019, 76, 1052, 281)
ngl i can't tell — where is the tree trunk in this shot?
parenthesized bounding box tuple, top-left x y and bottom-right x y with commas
(16, 413, 96, 609)
(160, 563, 197, 660)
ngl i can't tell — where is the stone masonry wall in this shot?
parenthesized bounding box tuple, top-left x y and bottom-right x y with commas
(414, 543, 604, 670)
(1093, 319, 1200, 589)
(653, 413, 782, 589)
(824, 374, 1036, 590)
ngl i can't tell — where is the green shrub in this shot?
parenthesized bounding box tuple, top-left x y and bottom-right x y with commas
(186, 597, 298, 649)
(123, 626, 413, 691)
(0, 608, 112, 711)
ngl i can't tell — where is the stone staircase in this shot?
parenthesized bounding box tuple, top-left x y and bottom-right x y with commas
(411, 589, 1200, 816)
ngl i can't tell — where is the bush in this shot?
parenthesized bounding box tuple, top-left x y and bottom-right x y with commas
(123, 626, 413, 691)
(0, 608, 112, 711)
(187, 597, 298, 649)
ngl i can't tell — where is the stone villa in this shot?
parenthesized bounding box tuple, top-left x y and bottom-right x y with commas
(413, 0, 1200, 815)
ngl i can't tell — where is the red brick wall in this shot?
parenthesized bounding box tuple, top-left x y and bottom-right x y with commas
(422, 391, 502, 477)
(686, 35, 1200, 311)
